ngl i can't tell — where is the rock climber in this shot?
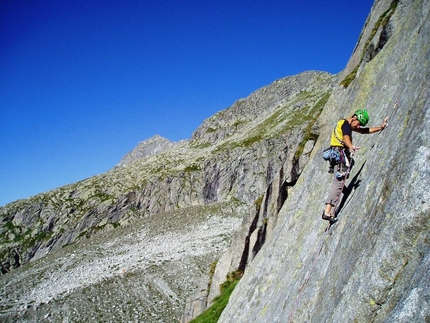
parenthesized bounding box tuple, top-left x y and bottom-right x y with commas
(322, 109, 389, 222)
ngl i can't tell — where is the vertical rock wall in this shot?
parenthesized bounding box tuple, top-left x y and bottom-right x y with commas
(218, 0, 430, 321)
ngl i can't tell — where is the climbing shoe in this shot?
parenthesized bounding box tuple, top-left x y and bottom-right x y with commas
(322, 211, 337, 223)
(322, 212, 332, 221)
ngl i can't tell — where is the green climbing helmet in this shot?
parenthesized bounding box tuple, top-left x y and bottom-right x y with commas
(354, 109, 369, 126)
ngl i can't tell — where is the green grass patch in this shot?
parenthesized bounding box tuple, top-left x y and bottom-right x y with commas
(232, 120, 246, 128)
(340, 66, 359, 88)
(190, 271, 242, 323)
(190, 140, 212, 149)
(184, 164, 202, 172)
(254, 195, 264, 211)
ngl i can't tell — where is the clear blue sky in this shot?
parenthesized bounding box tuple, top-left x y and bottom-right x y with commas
(0, 0, 374, 206)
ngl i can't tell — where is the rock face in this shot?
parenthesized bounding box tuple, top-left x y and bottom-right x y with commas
(218, 0, 430, 322)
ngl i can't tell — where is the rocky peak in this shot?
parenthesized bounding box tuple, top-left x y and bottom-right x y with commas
(117, 134, 178, 167)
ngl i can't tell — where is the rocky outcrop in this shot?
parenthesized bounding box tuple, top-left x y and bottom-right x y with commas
(217, 0, 430, 321)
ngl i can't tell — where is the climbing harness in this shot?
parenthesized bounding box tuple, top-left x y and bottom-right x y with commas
(323, 146, 350, 174)
(322, 147, 340, 164)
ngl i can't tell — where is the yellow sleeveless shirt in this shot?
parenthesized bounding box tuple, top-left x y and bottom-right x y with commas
(330, 119, 351, 147)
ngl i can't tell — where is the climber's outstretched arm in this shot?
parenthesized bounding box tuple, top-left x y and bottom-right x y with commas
(354, 117, 388, 134)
